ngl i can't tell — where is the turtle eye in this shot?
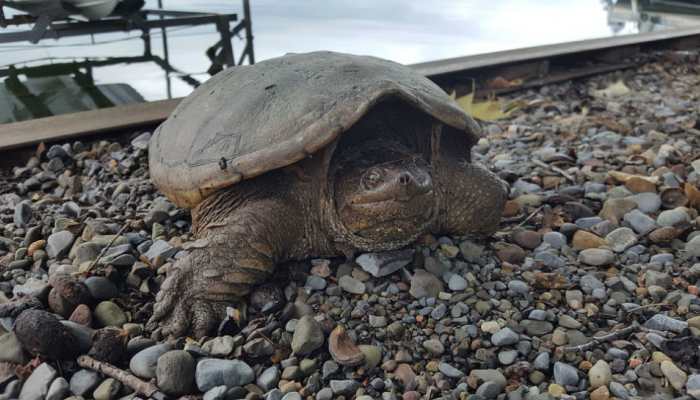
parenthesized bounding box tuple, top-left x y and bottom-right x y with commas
(363, 169, 383, 189)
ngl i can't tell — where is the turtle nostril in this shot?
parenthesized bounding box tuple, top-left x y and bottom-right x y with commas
(399, 173, 411, 186)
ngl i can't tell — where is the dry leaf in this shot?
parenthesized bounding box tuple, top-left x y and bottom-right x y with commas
(455, 92, 517, 121)
(685, 183, 700, 209)
(592, 80, 631, 98)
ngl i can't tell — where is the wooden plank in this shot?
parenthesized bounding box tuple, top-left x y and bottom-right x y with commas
(0, 98, 181, 151)
(411, 26, 700, 77)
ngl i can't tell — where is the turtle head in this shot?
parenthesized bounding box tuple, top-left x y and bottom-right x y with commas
(332, 140, 437, 245)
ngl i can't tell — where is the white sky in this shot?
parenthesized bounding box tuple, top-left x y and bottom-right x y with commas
(0, 1, 645, 100)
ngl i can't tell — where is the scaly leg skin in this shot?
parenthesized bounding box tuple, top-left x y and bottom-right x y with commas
(148, 202, 291, 338)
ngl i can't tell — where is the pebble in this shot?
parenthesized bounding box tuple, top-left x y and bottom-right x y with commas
(605, 227, 638, 252)
(657, 207, 690, 227)
(69, 369, 100, 396)
(329, 380, 360, 396)
(257, 366, 280, 392)
(589, 360, 612, 389)
(661, 360, 687, 392)
(195, 358, 254, 392)
(156, 350, 195, 396)
(553, 362, 579, 386)
(84, 276, 119, 300)
(92, 379, 121, 400)
(409, 269, 443, 299)
(422, 339, 444, 356)
(0, 332, 27, 364)
(447, 274, 467, 291)
(291, 315, 324, 355)
(355, 249, 413, 277)
(46, 378, 69, 400)
(579, 248, 615, 266)
(643, 314, 688, 333)
(46, 231, 75, 258)
(491, 327, 519, 346)
(130, 343, 174, 379)
(338, 275, 366, 294)
(94, 301, 127, 327)
(18, 363, 56, 400)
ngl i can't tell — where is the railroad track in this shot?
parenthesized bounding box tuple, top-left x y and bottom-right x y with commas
(1, 25, 700, 154)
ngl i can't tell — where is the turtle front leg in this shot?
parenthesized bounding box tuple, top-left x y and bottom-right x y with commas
(148, 200, 297, 338)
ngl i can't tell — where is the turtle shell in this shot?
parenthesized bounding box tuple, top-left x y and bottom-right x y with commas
(149, 51, 481, 208)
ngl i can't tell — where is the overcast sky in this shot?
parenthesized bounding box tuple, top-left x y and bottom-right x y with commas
(2, 1, 635, 99)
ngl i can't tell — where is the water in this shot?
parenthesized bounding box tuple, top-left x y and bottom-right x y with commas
(1, 0, 699, 103)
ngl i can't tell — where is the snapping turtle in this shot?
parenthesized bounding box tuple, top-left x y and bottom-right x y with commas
(147, 51, 507, 337)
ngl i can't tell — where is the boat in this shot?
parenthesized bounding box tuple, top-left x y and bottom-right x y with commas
(3, 0, 141, 20)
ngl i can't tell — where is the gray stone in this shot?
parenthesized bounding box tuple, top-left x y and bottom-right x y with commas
(195, 358, 254, 392)
(316, 388, 333, 400)
(657, 207, 690, 227)
(355, 249, 414, 277)
(257, 366, 280, 392)
(643, 314, 688, 333)
(305, 276, 327, 291)
(624, 210, 657, 235)
(688, 235, 700, 258)
(46, 377, 69, 400)
(498, 350, 518, 365)
(94, 301, 127, 327)
(47, 231, 75, 258)
(520, 320, 554, 336)
(0, 332, 26, 364)
(542, 231, 566, 249)
(322, 360, 339, 379)
(338, 275, 365, 294)
(281, 393, 302, 400)
(93, 378, 121, 400)
(422, 339, 444, 356)
(60, 320, 95, 354)
(438, 362, 463, 378)
(507, 280, 529, 295)
(448, 274, 467, 291)
(142, 239, 177, 265)
(687, 374, 700, 399)
(202, 335, 235, 356)
(291, 315, 324, 355)
(202, 386, 227, 400)
(578, 248, 615, 266)
(329, 380, 360, 396)
(533, 352, 550, 370)
(84, 276, 119, 300)
(129, 343, 173, 379)
(14, 201, 32, 227)
(553, 362, 579, 386)
(19, 363, 56, 400)
(632, 192, 661, 213)
(476, 381, 503, 399)
(69, 369, 100, 396)
(156, 350, 195, 396)
(645, 270, 672, 289)
(605, 227, 638, 252)
(409, 269, 444, 299)
(588, 360, 612, 389)
(581, 274, 605, 293)
(491, 327, 519, 346)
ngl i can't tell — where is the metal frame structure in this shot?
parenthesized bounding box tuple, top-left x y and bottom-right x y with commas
(0, 0, 254, 96)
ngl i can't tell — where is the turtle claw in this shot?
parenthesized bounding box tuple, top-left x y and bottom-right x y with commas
(147, 252, 242, 339)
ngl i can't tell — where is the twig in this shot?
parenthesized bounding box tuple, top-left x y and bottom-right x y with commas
(83, 223, 128, 274)
(626, 302, 671, 315)
(532, 159, 575, 182)
(504, 205, 545, 232)
(77, 355, 168, 400)
(561, 323, 640, 353)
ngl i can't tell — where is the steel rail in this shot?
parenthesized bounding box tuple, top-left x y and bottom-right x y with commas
(2, 26, 700, 153)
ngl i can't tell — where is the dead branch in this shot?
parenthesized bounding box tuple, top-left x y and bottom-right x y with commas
(77, 355, 168, 400)
(561, 323, 640, 353)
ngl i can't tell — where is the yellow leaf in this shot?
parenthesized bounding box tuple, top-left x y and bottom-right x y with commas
(455, 91, 516, 121)
(592, 80, 631, 98)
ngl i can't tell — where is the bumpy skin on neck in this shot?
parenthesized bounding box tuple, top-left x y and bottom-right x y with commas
(433, 159, 508, 236)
